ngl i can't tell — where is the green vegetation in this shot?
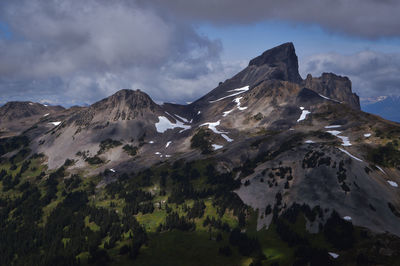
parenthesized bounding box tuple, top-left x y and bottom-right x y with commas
(191, 128, 213, 154)
(0, 135, 30, 156)
(1, 147, 400, 266)
(366, 141, 400, 168)
(122, 144, 138, 156)
(85, 155, 104, 165)
(98, 138, 122, 154)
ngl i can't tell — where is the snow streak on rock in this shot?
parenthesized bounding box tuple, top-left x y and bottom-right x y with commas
(338, 148, 363, 162)
(209, 85, 249, 103)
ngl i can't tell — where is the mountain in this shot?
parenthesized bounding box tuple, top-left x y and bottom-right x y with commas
(0, 101, 64, 138)
(1, 43, 400, 265)
(362, 96, 400, 123)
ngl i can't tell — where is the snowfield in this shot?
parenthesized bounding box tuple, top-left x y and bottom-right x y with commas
(155, 116, 191, 133)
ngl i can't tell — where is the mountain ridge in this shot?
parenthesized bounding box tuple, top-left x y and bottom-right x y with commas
(1, 43, 400, 241)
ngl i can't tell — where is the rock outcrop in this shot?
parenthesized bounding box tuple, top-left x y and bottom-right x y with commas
(304, 73, 360, 109)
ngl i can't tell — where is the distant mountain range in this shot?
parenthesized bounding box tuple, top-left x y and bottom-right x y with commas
(361, 96, 400, 123)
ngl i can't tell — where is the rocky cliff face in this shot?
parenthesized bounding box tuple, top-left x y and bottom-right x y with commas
(193, 42, 360, 110)
(248, 42, 302, 83)
(304, 73, 360, 109)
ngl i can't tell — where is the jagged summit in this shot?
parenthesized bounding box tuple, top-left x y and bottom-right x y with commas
(248, 42, 302, 83)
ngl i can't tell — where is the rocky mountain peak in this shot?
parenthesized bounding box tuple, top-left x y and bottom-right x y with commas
(73, 89, 160, 125)
(304, 72, 360, 109)
(248, 42, 302, 83)
(91, 89, 156, 111)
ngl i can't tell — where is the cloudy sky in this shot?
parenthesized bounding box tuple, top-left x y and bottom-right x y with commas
(0, 0, 400, 106)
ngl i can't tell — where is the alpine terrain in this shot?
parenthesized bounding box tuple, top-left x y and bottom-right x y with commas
(1, 43, 400, 266)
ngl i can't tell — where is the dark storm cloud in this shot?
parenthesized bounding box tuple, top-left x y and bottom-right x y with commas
(144, 0, 400, 38)
(1, 0, 399, 106)
(0, 0, 232, 105)
(302, 51, 400, 97)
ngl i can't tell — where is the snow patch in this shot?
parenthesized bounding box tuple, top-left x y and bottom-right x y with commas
(197, 111, 201, 115)
(328, 252, 339, 259)
(49, 121, 61, 126)
(212, 144, 223, 150)
(223, 109, 234, 117)
(305, 140, 315, 144)
(388, 181, 398, 187)
(29, 102, 33, 105)
(319, 94, 341, 103)
(166, 141, 172, 148)
(221, 134, 233, 142)
(209, 85, 249, 103)
(155, 152, 161, 155)
(233, 97, 248, 111)
(110, 169, 116, 173)
(343, 216, 352, 221)
(325, 125, 341, 129)
(43, 113, 49, 117)
(201, 120, 234, 143)
(165, 155, 171, 158)
(200, 120, 227, 134)
(155, 116, 191, 133)
(149, 141, 154, 144)
(376, 165, 386, 174)
(364, 133, 371, 137)
(297, 107, 310, 122)
(327, 130, 352, 146)
(338, 148, 363, 162)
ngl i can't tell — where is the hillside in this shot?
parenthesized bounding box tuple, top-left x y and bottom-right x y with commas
(1, 43, 400, 266)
